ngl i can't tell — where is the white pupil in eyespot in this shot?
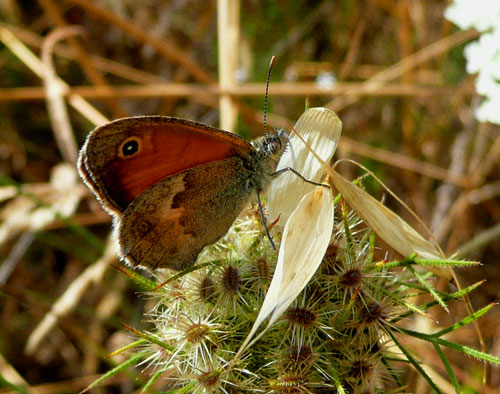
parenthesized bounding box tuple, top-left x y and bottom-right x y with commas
(123, 140, 138, 156)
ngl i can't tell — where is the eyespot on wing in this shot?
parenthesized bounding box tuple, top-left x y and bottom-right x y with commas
(78, 116, 255, 213)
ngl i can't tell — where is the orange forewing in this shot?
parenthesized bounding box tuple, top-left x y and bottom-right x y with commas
(101, 124, 244, 209)
(80, 117, 254, 213)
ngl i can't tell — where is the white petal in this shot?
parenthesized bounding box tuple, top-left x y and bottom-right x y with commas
(445, 0, 500, 31)
(268, 186, 334, 325)
(267, 107, 341, 224)
(237, 186, 334, 355)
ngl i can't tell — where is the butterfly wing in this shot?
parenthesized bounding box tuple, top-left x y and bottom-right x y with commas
(115, 157, 254, 270)
(78, 116, 254, 215)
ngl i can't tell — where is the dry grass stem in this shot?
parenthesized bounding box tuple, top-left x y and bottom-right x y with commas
(66, 0, 214, 83)
(217, 0, 240, 132)
(327, 28, 480, 111)
(0, 82, 475, 102)
(0, 25, 108, 125)
(38, 0, 126, 117)
(41, 26, 81, 163)
(25, 238, 116, 355)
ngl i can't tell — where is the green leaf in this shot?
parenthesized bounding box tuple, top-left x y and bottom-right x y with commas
(111, 264, 159, 291)
(381, 357, 406, 391)
(81, 350, 150, 393)
(401, 325, 500, 366)
(379, 258, 479, 270)
(165, 382, 198, 393)
(142, 367, 168, 392)
(152, 260, 218, 291)
(341, 200, 355, 260)
(121, 324, 176, 352)
(432, 303, 497, 338)
(107, 339, 147, 358)
(381, 286, 432, 320)
(391, 281, 485, 323)
(406, 264, 448, 311)
(433, 342, 460, 393)
(434, 337, 500, 365)
(386, 330, 443, 393)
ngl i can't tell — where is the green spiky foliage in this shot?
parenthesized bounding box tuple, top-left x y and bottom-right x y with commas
(85, 201, 499, 394)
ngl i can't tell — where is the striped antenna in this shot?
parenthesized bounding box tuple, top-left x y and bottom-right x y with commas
(263, 56, 276, 135)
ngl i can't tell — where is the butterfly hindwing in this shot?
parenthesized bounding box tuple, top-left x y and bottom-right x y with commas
(115, 157, 254, 270)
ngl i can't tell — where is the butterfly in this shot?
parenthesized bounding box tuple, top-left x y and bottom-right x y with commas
(77, 116, 288, 270)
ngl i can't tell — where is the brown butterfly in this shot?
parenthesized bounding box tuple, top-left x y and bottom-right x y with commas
(77, 116, 288, 270)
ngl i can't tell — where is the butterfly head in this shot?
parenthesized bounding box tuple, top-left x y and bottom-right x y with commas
(260, 129, 289, 158)
(250, 129, 289, 190)
(254, 129, 288, 163)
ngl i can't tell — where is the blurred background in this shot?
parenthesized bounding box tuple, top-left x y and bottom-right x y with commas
(0, 0, 499, 392)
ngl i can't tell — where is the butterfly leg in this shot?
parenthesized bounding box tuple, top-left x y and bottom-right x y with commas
(257, 191, 277, 250)
(272, 167, 329, 188)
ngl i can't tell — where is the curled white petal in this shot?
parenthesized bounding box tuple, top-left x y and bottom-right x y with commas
(328, 169, 452, 279)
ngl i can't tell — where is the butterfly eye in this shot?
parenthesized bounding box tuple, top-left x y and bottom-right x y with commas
(269, 139, 282, 154)
(119, 137, 142, 158)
